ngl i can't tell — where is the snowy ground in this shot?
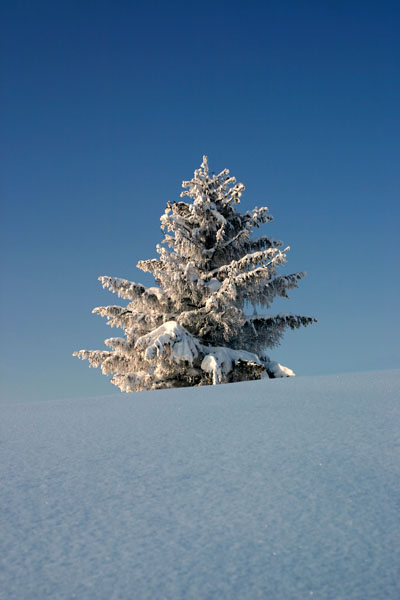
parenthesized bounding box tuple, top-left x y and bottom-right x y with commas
(1, 371, 399, 599)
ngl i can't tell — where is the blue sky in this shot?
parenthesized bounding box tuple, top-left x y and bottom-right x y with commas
(1, 0, 399, 402)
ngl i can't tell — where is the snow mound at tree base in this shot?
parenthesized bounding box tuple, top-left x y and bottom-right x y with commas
(2, 370, 400, 599)
(136, 320, 294, 387)
(263, 359, 295, 378)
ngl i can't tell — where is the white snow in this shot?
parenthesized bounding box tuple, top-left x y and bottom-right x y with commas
(135, 320, 200, 364)
(264, 360, 295, 378)
(201, 353, 221, 384)
(1, 370, 400, 599)
(204, 278, 221, 292)
(201, 345, 263, 384)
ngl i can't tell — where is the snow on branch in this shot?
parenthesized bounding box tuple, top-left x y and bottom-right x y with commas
(207, 247, 288, 280)
(201, 346, 263, 385)
(110, 373, 144, 393)
(73, 349, 113, 369)
(246, 313, 317, 333)
(99, 276, 169, 315)
(244, 206, 273, 228)
(180, 156, 245, 207)
(99, 276, 146, 300)
(135, 321, 201, 365)
(244, 236, 283, 252)
(92, 305, 132, 329)
(104, 337, 131, 354)
(136, 258, 163, 274)
(263, 272, 306, 298)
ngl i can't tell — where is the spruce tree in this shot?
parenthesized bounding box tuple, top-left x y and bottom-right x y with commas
(74, 157, 316, 391)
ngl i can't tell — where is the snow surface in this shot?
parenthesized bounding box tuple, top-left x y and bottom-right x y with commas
(1, 371, 400, 599)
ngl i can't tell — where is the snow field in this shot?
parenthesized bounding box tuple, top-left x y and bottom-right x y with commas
(1, 370, 399, 599)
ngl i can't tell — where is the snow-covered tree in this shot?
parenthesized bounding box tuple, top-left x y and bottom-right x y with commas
(74, 157, 316, 392)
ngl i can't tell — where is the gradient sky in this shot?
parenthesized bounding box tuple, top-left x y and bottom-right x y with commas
(1, 0, 399, 402)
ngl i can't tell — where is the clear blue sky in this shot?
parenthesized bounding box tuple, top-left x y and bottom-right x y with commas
(1, 0, 399, 402)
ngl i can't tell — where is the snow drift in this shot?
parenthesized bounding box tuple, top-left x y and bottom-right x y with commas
(1, 370, 399, 599)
